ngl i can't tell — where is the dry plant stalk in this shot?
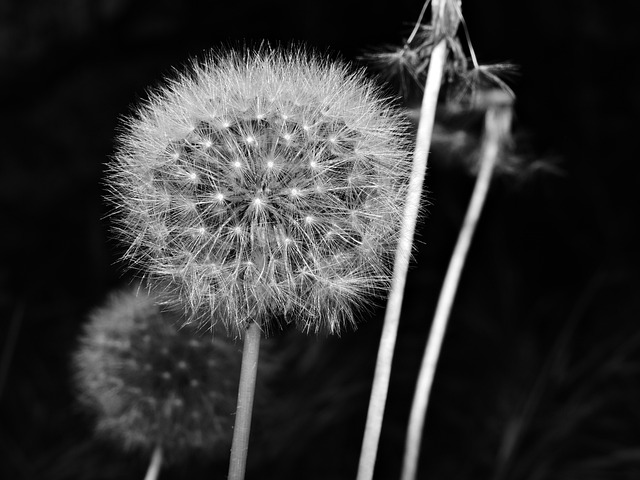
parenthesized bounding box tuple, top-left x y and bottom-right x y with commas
(401, 90, 514, 480)
(357, 2, 461, 479)
(356, 39, 447, 480)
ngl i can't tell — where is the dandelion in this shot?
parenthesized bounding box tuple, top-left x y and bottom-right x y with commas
(107, 46, 411, 336)
(106, 45, 411, 480)
(73, 288, 242, 477)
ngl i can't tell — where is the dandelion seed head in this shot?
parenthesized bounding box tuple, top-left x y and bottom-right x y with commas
(107, 45, 411, 334)
(72, 288, 241, 461)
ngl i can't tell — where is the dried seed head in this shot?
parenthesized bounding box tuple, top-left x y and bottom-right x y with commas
(73, 288, 241, 460)
(107, 46, 411, 334)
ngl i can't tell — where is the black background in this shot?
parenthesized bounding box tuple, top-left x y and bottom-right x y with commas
(1, 1, 640, 479)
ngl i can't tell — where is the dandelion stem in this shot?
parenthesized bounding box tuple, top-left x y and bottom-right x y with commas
(400, 95, 513, 480)
(356, 38, 448, 480)
(228, 321, 261, 480)
(143, 445, 163, 480)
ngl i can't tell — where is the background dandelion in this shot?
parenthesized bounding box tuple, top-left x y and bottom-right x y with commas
(73, 288, 242, 462)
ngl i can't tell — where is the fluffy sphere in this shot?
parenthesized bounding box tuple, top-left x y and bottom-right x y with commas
(108, 46, 411, 334)
(73, 288, 241, 459)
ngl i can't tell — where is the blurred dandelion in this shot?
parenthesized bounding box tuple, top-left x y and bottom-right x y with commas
(73, 287, 242, 479)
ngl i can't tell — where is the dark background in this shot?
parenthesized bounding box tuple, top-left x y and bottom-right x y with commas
(1, 1, 639, 479)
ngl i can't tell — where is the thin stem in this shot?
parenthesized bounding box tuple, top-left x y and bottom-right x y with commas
(407, 0, 432, 45)
(454, 1, 479, 68)
(228, 321, 262, 480)
(400, 98, 512, 480)
(356, 39, 448, 480)
(143, 445, 163, 480)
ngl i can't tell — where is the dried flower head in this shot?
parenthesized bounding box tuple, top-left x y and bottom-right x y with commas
(73, 288, 241, 460)
(107, 46, 411, 334)
(363, 0, 516, 105)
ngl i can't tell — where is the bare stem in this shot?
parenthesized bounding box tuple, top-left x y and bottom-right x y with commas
(400, 96, 513, 480)
(356, 38, 448, 480)
(228, 321, 262, 480)
(143, 445, 163, 480)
